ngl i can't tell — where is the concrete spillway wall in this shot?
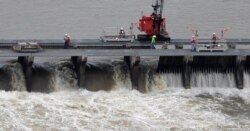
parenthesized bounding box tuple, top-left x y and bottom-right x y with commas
(15, 54, 250, 92)
(156, 56, 246, 89)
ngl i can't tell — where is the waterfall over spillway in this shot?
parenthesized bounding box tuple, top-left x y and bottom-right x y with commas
(0, 63, 26, 91)
(1, 58, 250, 131)
(191, 69, 236, 88)
(1, 58, 250, 92)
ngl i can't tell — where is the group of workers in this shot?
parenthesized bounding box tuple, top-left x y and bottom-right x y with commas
(63, 29, 221, 50)
(191, 33, 220, 51)
(151, 33, 221, 50)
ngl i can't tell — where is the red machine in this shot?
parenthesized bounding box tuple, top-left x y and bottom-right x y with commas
(137, 0, 171, 42)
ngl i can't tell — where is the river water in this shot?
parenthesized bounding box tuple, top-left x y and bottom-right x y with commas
(1, 0, 250, 39)
(1, 0, 250, 130)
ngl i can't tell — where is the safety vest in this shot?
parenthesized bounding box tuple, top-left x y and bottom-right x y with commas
(151, 37, 156, 44)
(212, 36, 217, 41)
(191, 39, 196, 44)
(64, 36, 70, 44)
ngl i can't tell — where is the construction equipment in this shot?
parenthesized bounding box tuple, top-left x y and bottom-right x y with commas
(195, 42, 228, 52)
(13, 42, 43, 53)
(100, 27, 135, 42)
(137, 0, 171, 42)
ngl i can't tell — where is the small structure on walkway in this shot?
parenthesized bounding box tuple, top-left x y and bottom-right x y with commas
(100, 27, 135, 42)
(195, 39, 228, 52)
(13, 42, 43, 53)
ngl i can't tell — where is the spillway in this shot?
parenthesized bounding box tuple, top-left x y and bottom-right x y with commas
(1, 38, 250, 91)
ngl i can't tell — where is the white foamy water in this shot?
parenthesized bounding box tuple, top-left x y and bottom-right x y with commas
(191, 71, 236, 88)
(1, 88, 250, 130)
(159, 73, 183, 88)
(1, 60, 250, 130)
(244, 71, 250, 89)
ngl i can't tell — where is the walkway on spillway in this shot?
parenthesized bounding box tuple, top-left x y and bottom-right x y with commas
(0, 38, 250, 57)
(0, 38, 250, 48)
(0, 49, 250, 57)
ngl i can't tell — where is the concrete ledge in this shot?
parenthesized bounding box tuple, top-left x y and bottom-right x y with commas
(1, 49, 250, 57)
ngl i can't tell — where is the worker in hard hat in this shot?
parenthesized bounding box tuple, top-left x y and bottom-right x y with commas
(212, 33, 220, 44)
(119, 27, 126, 37)
(64, 34, 71, 49)
(151, 35, 156, 49)
(191, 36, 197, 51)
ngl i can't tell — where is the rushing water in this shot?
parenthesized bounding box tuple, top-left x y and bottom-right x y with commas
(1, 0, 250, 130)
(1, 57, 250, 130)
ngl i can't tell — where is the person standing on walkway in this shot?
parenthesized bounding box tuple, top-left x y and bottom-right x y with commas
(151, 35, 156, 49)
(119, 27, 126, 36)
(191, 36, 197, 51)
(211, 33, 219, 44)
(64, 34, 71, 49)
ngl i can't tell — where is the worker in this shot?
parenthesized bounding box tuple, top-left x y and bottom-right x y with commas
(151, 35, 156, 49)
(119, 27, 126, 36)
(191, 36, 197, 51)
(212, 33, 220, 44)
(64, 34, 70, 49)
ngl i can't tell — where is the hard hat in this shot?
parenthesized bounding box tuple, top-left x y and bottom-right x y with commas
(153, 35, 156, 38)
(213, 33, 216, 35)
(65, 34, 68, 36)
(120, 27, 124, 30)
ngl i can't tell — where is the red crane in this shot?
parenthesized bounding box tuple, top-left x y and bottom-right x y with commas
(137, 0, 171, 42)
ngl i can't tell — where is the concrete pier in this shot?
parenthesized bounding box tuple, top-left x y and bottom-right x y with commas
(71, 56, 87, 87)
(18, 56, 34, 91)
(124, 56, 141, 89)
(235, 56, 246, 89)
(182, 56, 193, 89)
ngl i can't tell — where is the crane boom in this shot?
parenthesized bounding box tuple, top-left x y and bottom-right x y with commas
(160, 0, 164, 17)
(152, 0, 163, 17)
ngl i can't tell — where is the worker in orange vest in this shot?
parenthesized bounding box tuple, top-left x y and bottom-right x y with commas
(212, 33, 220, 44)
(64, 34, 71, 49)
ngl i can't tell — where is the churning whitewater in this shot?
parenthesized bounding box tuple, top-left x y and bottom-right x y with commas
(0, 57, 250, 130)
